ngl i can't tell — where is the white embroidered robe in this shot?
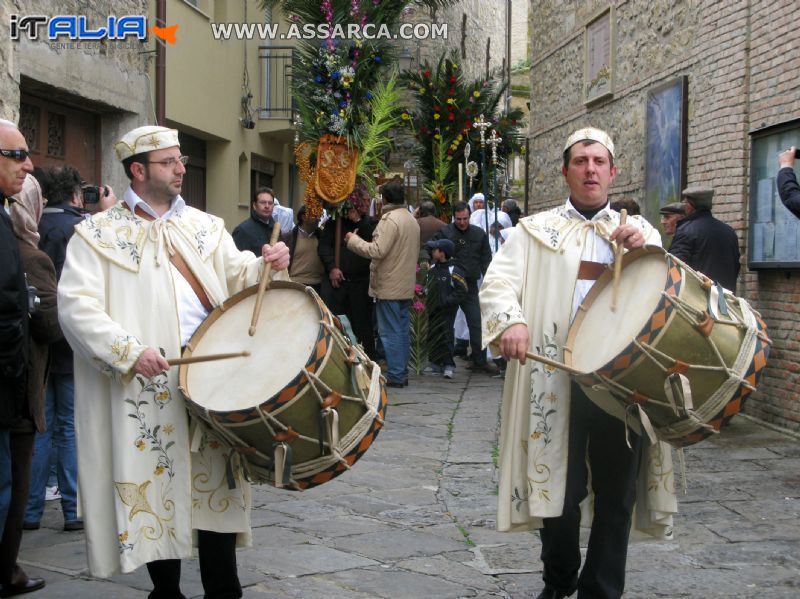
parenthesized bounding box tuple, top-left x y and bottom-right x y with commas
(479, 204, 677, 538)
(58, 202, 283, 577)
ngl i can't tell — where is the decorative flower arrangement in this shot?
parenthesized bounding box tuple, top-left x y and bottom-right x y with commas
(401, 51, 526, 218)
(409, 262, 431, 375)
(262, 1, 461, 216)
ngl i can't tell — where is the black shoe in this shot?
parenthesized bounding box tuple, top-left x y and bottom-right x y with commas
(0, 578, 46, 597)
(385, 380, 407, 388)
(21, 522, 39, 531)
(536, 586, 569, 599)
(64, 520, 84, 532)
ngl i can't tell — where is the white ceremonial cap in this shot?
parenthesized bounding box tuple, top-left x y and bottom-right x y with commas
(115, 125, 180, 161)
(470, 192, 485, 201)
(563, 127, 615, 158)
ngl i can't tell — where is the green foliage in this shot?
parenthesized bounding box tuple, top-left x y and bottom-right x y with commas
(355, 73, 402, 195)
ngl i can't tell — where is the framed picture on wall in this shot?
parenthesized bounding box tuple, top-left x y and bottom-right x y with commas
(643, 76, 688, 223)
(748, 119, 800, 269)
(584, 8, 614, 104)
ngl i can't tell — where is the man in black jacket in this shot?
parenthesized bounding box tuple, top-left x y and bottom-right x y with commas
(0, 118, 34, 551)
(670, 186, 740, 291)
(432, 201, 495, 374)
(318, 202, 377, 359)
(232, 187, 277, 255)
(777, 146, 800, 219)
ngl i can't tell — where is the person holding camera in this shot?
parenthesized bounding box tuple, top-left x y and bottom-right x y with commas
(777, 146, 800, 219)
(23, 165, 89, 533)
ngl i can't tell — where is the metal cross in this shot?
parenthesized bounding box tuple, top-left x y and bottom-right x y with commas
(487, 129, 501, 165)
(473, 114, 491, 147)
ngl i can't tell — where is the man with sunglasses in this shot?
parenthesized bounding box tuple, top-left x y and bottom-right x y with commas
(0, 119, 34, 549)
(57, 125, 290, 597)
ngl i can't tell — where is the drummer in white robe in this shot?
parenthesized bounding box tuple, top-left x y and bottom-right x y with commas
(480, 127, 677, 599)
(57, 126, 290, 594)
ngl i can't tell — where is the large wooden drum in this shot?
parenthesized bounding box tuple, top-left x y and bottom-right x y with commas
(565, 247, 770, 447)
(179, 281, 387, 490)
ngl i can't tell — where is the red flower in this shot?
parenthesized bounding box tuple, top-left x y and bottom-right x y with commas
(465, 120, 472, 129)
(448, 113, 455, 121)
(449, 76, 456, 83)
(423, 70, 431, 77)
(433, 105, 441, 112)
(449, 88, 455, 95)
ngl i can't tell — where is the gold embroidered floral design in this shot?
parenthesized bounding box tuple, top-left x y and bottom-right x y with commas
(110, 335, 140, 367)
(118, 529, 133, 553)
(192, 430, 245, 514)
(115, 480, 175, 544)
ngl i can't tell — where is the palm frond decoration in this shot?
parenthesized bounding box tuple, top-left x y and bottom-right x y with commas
(355, 72, 402, 195)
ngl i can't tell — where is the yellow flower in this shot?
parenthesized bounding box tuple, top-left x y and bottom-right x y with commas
(452, 63, 459, 69)
(401, 113, 410, 120)
(154, 464, 165, 476)
(547, 392, 558, 403)
(531, 432, 542, 440)
(135, 439, 145, 451)
(473, 90, 480, 98)
(433, 113, 440, 120)
(163, 424, 174, 435)
(155, 391, 169, 403)
(433, 134, 441, 140)
(119, 530, 128, 542)
(446, 98, 455, 105)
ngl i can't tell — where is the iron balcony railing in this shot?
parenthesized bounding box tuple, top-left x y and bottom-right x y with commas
(258, 46, 297, 121)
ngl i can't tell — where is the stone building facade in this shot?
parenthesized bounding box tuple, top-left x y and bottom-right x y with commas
(0, 0, 149, 194)
(527, 0, 800, 431)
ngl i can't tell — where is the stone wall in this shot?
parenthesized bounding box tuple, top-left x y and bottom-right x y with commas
(2, 0, 149, 191)
(528, 0, 800, 431)
(401, 0, 506, 81)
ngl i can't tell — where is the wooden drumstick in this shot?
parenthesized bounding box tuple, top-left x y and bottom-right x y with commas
(167, 351, 251, 366)
(249, 222, 282, 336)
(490, 343, 586, 376)
(611, 208, 627, 312)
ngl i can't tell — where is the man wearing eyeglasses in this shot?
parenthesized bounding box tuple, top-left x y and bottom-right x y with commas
(56, 125, 290, 597)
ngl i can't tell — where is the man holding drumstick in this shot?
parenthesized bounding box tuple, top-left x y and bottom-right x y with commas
(57, 126, 289, 597)
(480, 127, 677, 599)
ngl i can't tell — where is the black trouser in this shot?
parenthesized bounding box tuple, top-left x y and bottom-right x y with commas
(427, 307, 457, 368)
(539, 383, 642, 599)
(459, 280, 485, 366)
(0, 431, 34, 586)
(146, 530, 240, 599)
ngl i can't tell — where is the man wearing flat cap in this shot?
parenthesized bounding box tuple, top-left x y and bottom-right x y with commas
(670, 185, 740, 291)
(480, 127, 676, 599)
(57, 125, 290, 595)
(658, 202, 685, 240)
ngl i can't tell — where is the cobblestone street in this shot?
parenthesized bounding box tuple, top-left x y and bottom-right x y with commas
(17, 362, 800, 598)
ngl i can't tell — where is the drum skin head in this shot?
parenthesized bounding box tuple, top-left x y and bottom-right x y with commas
(569, 250, 666, 373)
(185, 286, 321, 411)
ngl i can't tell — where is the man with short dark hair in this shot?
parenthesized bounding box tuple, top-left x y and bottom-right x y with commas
(482, 127, 676, 599)
(432, 201, 495, 374)
(232, 187, 277, 255)
(345, 180, 420, 387)
(57, 125, 290, 594)
(283, 206, 324, 294)
(670, 186, 740, 290)
(416, 200, 445, 246)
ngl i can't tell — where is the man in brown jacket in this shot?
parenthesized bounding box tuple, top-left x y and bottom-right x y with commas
(346, 180, 420, 387)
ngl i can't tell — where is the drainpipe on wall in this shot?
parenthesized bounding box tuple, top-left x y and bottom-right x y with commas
(155, 0, 166, 125)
